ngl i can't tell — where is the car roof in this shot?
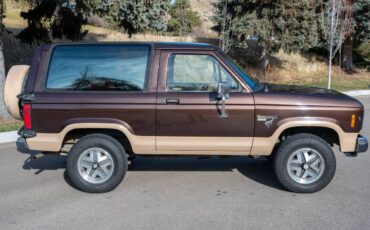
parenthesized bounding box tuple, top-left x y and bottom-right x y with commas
(44, 42, 217, 51)
(152, 42, 217, 50)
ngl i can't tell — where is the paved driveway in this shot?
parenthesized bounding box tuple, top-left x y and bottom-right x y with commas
(1, 96, 370, 230)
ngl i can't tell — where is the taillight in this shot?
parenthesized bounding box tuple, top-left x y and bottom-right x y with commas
(23, 103, 32, 129)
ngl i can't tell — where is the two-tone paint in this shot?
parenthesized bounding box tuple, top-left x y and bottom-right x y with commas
(21, 42, 364, 155)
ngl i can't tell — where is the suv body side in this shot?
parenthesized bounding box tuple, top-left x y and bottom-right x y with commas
(21, 43, 363, 156)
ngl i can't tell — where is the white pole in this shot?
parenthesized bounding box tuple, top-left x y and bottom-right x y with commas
(328, 0, 336, 89)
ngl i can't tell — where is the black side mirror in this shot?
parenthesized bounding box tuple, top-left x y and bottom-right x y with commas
(217, 82, 230, 100)
(216, 82, 230, 118)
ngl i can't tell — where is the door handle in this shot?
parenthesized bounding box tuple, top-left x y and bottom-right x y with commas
(165, 98, 180, 104)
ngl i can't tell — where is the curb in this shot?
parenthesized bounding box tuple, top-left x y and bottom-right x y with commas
(0, 90, 369, 144)
(343, 90, 370, 97)
(0, 131, 19, 144)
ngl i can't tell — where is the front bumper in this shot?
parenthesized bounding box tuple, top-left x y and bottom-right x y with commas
(346, 135, 368, 157)
(356, 135, 368, 153)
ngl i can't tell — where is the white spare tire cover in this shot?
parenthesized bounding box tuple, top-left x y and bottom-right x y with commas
(4, 65, 30, 120)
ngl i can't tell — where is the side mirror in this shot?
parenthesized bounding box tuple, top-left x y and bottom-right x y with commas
(216, 82, 230, 118)
(217, 82, 230, 100)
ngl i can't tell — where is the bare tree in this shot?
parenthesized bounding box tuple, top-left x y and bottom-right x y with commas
(322, 0, 352, 89)
(0, 0, 9, 118)
(219, 0, 232, 53)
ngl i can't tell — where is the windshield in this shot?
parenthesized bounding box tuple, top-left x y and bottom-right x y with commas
(219, 51, 261, 90)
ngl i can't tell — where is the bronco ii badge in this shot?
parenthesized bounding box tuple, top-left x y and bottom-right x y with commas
(257, 115, 278, 128)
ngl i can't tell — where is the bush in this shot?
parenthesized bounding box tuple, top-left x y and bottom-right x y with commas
(357, 42, 370, 71)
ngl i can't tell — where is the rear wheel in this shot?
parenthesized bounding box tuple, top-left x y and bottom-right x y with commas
(67, 134, 128, 193)
(274, 133, 336, 193)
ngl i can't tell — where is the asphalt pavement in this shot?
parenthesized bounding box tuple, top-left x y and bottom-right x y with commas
(1, 96, 370, 230)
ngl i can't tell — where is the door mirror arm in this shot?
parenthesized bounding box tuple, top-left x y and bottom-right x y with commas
(217, 82, 230, 118)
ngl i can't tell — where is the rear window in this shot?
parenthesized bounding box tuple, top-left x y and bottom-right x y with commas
(46, 44, 150, 91)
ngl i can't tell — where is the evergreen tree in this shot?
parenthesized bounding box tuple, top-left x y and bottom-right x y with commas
(83, 0, 170, 37)
(353, 0, 370, 43)
(167, 0, 201, 36)
(213, 0, 323, 53)
(343, 0, 370, 72)
(16, 0, 87, 44)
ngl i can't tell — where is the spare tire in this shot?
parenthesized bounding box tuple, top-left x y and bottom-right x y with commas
(4, 65, 30, 120)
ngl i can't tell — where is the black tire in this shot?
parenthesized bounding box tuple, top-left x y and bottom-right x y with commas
(66, 134, 128, 193)
(273, 133, 336, 193)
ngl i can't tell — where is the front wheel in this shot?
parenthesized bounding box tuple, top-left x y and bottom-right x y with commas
(274, 133, 336, 193)
(67, 134, 128, 193)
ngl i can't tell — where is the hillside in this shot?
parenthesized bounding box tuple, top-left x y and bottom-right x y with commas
(190, 0, 216, 37)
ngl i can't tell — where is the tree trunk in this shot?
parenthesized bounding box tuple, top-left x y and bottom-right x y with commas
(0, 0, 10, 118)
(0, 39, 9, 118)
(342, 35, 355, 73)
(342, 0, 355, 73)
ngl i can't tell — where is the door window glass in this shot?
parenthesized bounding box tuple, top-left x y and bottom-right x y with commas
(167, 54, 240, 92)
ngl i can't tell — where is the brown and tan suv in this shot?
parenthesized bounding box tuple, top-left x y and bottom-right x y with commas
(4, 42, 368, 193)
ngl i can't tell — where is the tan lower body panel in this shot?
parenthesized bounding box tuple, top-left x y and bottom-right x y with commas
(27, 133, 251, 155)
(155, 136, 252, 155)
(26, 122, 359, 156)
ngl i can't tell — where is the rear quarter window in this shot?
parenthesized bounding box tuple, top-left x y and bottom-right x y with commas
(46, 44, 150, 91)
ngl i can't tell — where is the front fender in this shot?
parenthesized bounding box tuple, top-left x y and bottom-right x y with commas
(251, 117, 358, 155)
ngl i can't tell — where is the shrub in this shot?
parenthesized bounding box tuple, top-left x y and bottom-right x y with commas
(357, 42, 370, 71)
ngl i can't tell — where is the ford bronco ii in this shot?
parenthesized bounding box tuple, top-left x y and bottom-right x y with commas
(4, 42, 368, 193)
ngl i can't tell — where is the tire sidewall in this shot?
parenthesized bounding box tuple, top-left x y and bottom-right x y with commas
(67, 134, 127, 193)
(274, 134, 336, 193)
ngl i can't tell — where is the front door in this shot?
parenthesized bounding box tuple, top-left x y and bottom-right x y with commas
(155, 50, 255, 155)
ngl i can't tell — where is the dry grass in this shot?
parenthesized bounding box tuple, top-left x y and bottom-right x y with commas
(3, 9, 26, 29)
(3, 0, 28, 29)
(271, 50, 327, 81)
(83, 25, 194, 42)
(250, 50, 370, 91)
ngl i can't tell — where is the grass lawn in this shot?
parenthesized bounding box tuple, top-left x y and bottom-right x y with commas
(0, 119, 22, 132)
(285, 71, 370, 92)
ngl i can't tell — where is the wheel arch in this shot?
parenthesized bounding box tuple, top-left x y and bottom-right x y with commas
(63, 128, 134, 155)
(251, 118, 358, 155)
(26, 122, 155, 154)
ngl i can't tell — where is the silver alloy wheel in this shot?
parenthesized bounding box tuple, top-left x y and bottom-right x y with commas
(77, 147, 115, 184)
(287, 148, 325, 184)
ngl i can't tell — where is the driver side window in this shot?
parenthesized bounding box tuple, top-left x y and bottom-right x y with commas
(167, 54, 240, 92)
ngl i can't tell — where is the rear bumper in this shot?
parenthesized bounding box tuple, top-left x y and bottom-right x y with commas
(345, 135, 368, 157)
(16, 127, 35, 153)
(16, 137, 30, 153)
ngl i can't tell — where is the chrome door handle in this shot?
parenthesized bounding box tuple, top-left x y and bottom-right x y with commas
(165, 98, 180, 104)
